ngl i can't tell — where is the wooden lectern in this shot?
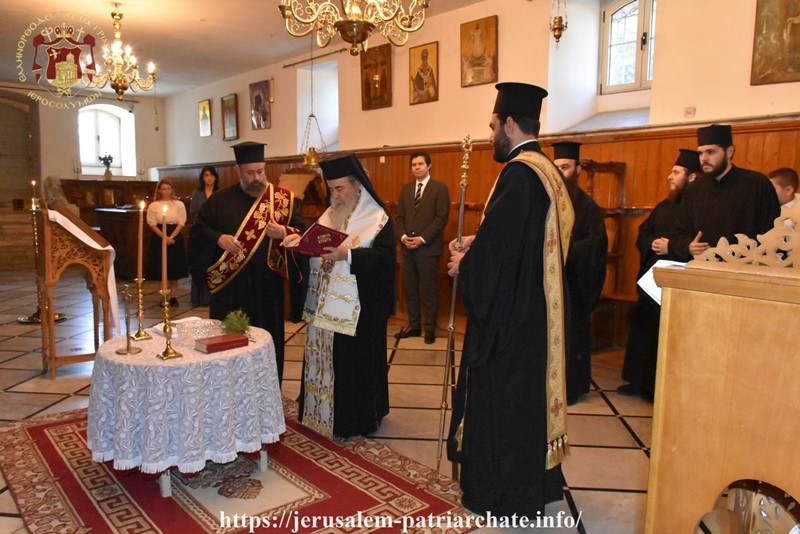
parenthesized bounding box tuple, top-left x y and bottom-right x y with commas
(34, 202, 115, 379)
(645, 205, 800, 532)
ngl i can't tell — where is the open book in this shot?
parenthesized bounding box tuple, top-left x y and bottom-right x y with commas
(285, 222, 348, 256)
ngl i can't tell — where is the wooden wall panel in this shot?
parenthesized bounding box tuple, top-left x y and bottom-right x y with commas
(151, 118, 800, 342)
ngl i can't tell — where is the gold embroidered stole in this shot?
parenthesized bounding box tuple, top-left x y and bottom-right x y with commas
(206, 183, 295, 293)
(513, 151, 574, 469)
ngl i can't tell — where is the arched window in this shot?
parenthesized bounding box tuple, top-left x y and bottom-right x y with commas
(78, 104, 136, 176)
(600, 0, 656, 94)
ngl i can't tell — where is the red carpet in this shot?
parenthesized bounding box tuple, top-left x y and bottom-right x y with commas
(0, 400, 473, 533)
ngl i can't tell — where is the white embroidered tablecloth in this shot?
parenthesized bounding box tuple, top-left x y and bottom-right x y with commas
(87, 326, 285, 474)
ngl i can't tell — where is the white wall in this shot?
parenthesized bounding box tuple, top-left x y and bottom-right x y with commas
(649, 0, 800, 124)
(155, 0, 800, 166)
(162, 0, 553, 162)
(1, 82, 165, 181)
(297, 60, 340, 152)
(546, 0, 601, 133)
(337, 0, 553, 150)
(163, 58, 302, 164)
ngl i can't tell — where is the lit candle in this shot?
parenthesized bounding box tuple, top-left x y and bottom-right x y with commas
(161, 204, 168, 293)
(137, 201, 145, 282)
(30, 180, 36, 198)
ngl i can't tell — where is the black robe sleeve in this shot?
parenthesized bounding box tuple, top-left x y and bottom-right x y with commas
(286, 199, 309, 323)
(350, 217, 397, 321)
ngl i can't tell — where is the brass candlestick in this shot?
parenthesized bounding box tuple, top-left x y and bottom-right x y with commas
(116, 285, 142, 355)
(157, 290, 182, 360)
(130, 277, 152, 341)
(18, 182, 67, 325)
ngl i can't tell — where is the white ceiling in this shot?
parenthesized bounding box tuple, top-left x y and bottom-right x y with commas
(1, 0, 482, 96)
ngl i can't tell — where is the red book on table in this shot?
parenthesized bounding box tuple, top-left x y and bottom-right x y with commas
(287, 222, 348, 256)
(194, 333, 249, 353)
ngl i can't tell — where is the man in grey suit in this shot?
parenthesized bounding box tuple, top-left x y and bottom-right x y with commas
(395, 151, 451, 344)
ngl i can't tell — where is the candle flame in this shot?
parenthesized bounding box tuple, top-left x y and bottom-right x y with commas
(140, 200, 145, 210)
(162, 205, 167, 214)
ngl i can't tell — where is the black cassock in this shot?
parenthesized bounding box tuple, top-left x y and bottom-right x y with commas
(669, 165, 780, 261)
(447, 141, 565, 518)
(622, 196, 682, 394)
(298, 220, 396, 438)
(189, 184, 306, 383)
(564, 184, 607, 403)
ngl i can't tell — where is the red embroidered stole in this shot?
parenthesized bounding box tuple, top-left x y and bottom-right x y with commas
(206, 183, 295, 293)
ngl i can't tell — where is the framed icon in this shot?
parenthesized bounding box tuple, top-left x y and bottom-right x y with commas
(221, 93, 239, 141)
(198, 99, 211, 137)
(360, 43, 392, 110)
(409, 42, 439, 105)
(249, 80, 271, 130)
(751, 0, 800, 85)
(460, 15, 498, 87)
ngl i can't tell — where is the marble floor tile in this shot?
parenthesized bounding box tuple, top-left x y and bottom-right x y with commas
(624, 416, 653, 450)
(0, 324, 39, 337)
(0, 350, 27, 364)
(390, 348, 461, 366)
(563, 446, 650, 492)
(0, 336, 42, 352)
(284, 359, 302, 381)
(603, 392, 654, 417)
(0, 368, 43, 389)
(0, 352, 45, 370)
(388, 383, 442, 409)
(570, 489, 647, 534)
(372, 407, 446, 440)
(0, 391, 68, 421)
(284, 344, 304, 362)
(567, 390, 615, 416)
(0, 516, 25, 534)
(567, 414, 641, 448)
(281, 379, 301, 402)
(387, 364, 442, 385)
(37, 394, 91, 415)
(9, 361, 93, 394)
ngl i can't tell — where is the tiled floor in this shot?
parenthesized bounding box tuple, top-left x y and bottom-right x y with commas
(0, 268, 654, 533)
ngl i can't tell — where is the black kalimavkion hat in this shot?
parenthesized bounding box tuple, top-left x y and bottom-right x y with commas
(697, 124, 732, 147)
(232, 142, 266, 164)
(493, 82, 548, 119)
(674, 149, 702, 173)
(552, 141, 581, 161)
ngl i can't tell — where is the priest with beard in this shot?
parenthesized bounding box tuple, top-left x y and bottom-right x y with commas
(283, 153, 395, 439)
(552, 141, 608, 405)
(669, 124, 780, 260)
(190, 142, 306, 384)
(617, 149, 700, 399)
(446, 83, 574, 519)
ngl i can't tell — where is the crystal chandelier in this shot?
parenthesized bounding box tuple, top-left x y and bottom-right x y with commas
(82, 4, 156, 100)
(278, 0, 430, 56)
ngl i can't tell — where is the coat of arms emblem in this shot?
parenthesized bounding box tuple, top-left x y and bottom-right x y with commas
(31, 23, 97, 95)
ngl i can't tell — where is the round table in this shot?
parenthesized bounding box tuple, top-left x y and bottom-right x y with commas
(87, 326, 285, 476)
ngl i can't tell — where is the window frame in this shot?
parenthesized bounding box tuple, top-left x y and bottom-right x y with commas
(78, 103, 136, 177)
(599, 0, 656, 95)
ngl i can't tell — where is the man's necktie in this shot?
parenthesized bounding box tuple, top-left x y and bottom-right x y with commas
(414, 182, 423, 209)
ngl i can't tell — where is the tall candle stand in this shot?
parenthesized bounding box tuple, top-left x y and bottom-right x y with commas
(116, 285, 142, 355)
(18, 182, 68, 325)
(157, 289, 182, 360)
(130, 277, 151, 341)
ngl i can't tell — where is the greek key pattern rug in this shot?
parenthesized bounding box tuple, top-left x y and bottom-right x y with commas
(0, 399, 473, 533)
